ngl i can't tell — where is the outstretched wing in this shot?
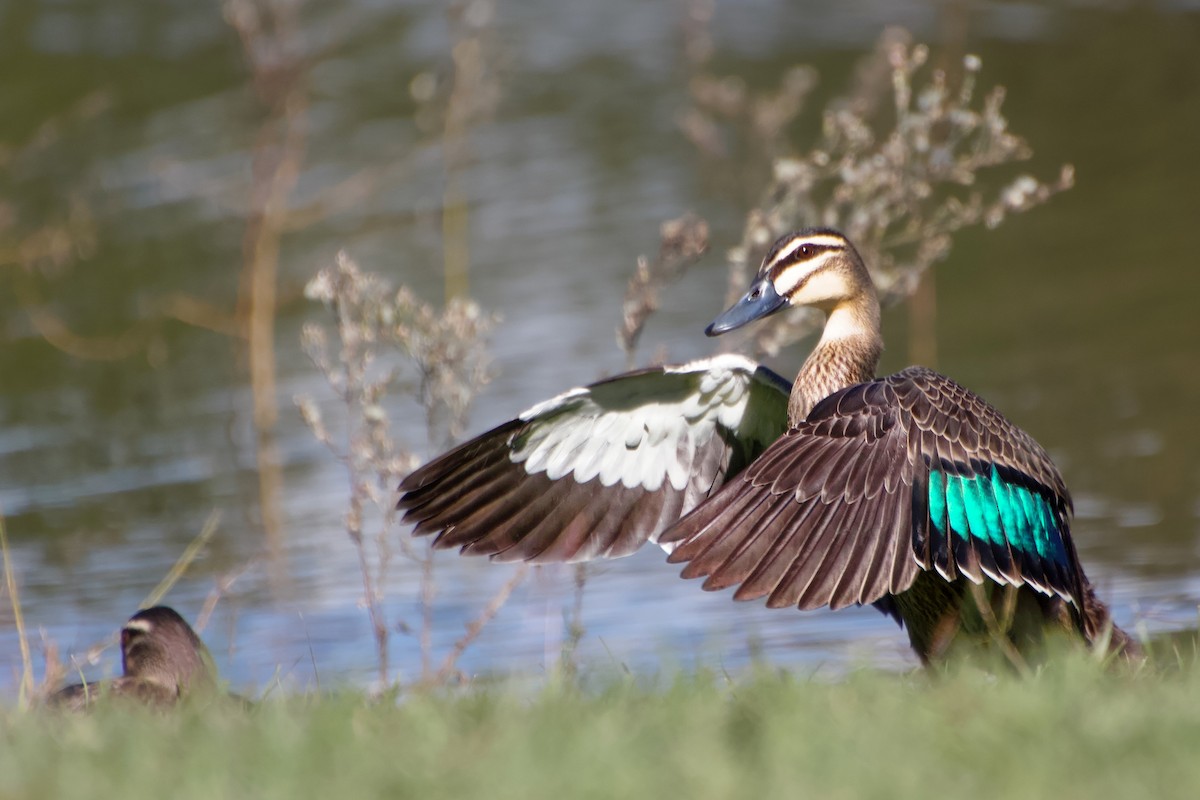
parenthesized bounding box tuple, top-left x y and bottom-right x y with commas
(661, 366, 1087, 611)
(398, 354, 791, 563)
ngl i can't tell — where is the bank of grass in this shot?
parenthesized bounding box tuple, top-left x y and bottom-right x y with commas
(4, 645, 1200, 800)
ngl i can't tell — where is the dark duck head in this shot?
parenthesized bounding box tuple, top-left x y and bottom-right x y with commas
(49, 606, 218, 710)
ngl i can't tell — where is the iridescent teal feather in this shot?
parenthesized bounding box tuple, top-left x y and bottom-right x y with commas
(928, 466, 1069, 569)
(959, 474, 994, 547)
(928, 470, 947, 536)
(945, 473, 970, 542)
(991, 468, 1023, 552)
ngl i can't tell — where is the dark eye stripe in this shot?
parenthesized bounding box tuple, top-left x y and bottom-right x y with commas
(766, 242, 835, 278)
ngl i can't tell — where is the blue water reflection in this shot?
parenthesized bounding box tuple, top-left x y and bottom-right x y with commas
(1, 0, 1198, 696)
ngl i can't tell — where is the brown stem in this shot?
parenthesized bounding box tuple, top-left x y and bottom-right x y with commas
(435, 565, 528, 684)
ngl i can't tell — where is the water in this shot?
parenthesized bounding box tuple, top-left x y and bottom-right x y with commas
(1, 0, 1198, 695)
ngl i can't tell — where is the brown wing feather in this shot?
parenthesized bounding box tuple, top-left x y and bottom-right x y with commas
(683, 490, 786, 589)
(663, 385, 917, 609)
(825, 484, 893, 608)
(733, 501, 827, 602)
(699, 494, 811, 591)
(663, 366, 1086, 613)
(782, 494, 872, 609)
(398, 359, 790, 564)
(892, 368, 1070, 503)
(891, 367, 1085, 604)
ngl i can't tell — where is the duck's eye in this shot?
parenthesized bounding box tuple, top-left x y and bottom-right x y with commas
(799, 245, 812, 257)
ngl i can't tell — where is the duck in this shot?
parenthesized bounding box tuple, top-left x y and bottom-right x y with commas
(398, 228, 1139, 664)
(49, 606, 219, 710)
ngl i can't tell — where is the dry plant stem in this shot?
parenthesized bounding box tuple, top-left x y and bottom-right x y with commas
(0, 94, 132, 363)
(346, 313, 393, 685)
(226, 0, 309, 567)
(301, 253, 496, 686)
(2, 77, 293, 361)
(435, 564, 529, 684)
(197, 559, 256, 633)
(12, 271, 146, 360)
(140, 510, 222, 610)
(617, 214, 710, 367)
(0, 88, 294, 365)
(159, 292, 250, 338)
(360, 539, 390, 685)
(442, 0, 502, 302)
(36, 633, 65, 703)
(342, 442, 391, 686)
(678, 0, 817, 208)
(0, 513, 33, 708)
(299, 259, 395, 686)
(357, 459, 397, 688)
(346, 501, 390, 687)
(558, 563, 589, 682)
(4, 179, 144, 360)
(297, 612, 321, 693)
(679, 25, 1073, 361)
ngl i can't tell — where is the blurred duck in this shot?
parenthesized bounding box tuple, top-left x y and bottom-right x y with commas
(399, 228, 1139, 664)
(50, 606, 217, 710)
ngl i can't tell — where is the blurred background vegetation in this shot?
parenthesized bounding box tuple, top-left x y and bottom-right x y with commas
(1, 0, 1198, 696)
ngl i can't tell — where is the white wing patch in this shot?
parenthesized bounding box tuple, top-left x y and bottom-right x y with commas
(511, 354, 789, 493)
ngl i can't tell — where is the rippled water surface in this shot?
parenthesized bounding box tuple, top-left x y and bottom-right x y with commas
(2, 1, 1198, 694)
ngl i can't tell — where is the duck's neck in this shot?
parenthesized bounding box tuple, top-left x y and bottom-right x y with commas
(788, 297, 883, 426)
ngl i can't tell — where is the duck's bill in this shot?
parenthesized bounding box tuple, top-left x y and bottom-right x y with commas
(705, 278, 787, 336)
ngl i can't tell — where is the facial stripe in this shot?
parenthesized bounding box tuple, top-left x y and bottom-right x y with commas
(124, 619, 153, 634)
(791, 233, 848, 250)
(765, 233, 847, 269)
(771, 249, 842, 296)
(768, 236, 807, 266)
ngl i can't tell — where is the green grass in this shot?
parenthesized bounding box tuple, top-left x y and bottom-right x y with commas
(4, 650, 1200, 800)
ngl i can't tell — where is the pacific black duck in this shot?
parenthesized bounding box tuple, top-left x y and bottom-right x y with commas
(399, 229, 1139, 664)
(49, 606, 218, 710)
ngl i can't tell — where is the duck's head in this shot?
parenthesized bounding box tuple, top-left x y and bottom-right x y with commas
(121, 606, 215, 694)
(707, 228, 875, 336)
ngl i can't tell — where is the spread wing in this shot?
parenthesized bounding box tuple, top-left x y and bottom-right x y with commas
(661, 366, 1087, 611)
(398, 354, 791, 563)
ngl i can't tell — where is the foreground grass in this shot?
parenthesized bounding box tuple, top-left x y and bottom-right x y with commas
(4, 649, 1200, 799)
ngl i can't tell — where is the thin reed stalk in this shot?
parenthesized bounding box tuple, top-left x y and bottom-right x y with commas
(1, 513, 34, 708)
